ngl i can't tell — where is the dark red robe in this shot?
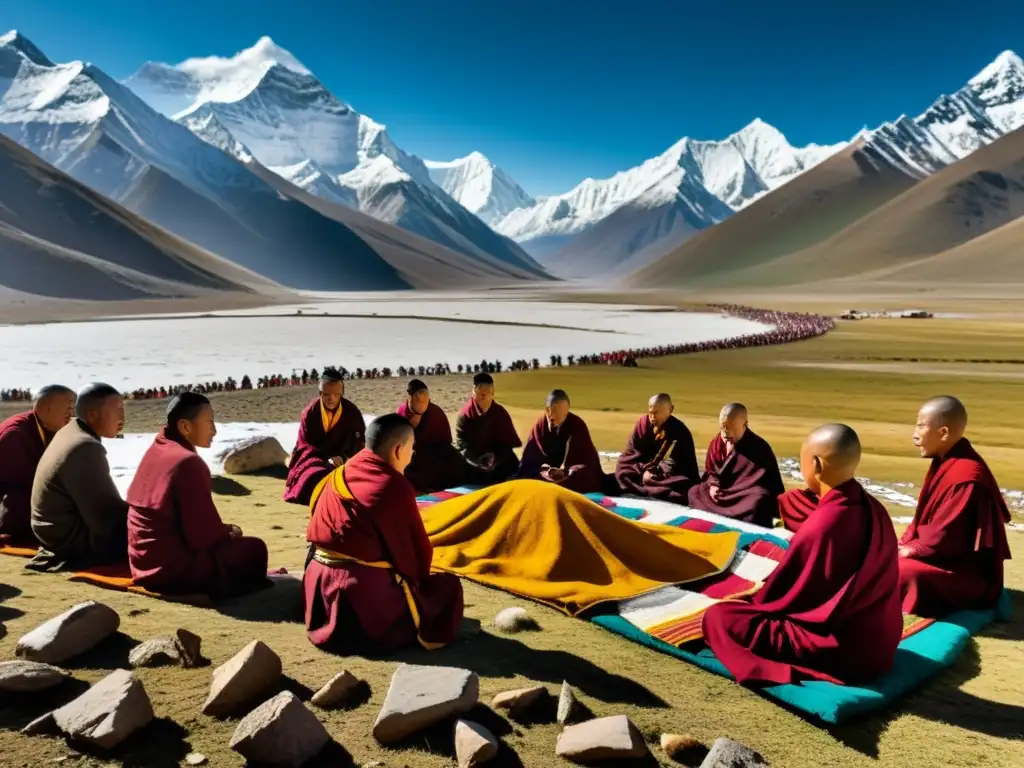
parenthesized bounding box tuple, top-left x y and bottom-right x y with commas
(702, 479, 902, 685)
(778, 488, 819, 533)
(127, 430, 269, 597)
(303, 449, 463, 654)
(454, 398, 522, 484)
(687, 431, 786, 528)
(614, 415, 699, 502)
(0, 411, 50, 546)
(518, 412, 605, 495)
(396, 401, 469, 493)
(283, 397, 366, 505)
(899, 438, 1011, 617)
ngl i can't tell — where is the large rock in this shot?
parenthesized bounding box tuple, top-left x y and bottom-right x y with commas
(555, 715, 649, 763)
(372, 664, 479, 743)
(229, 691, 330, 767)
(0, 660, 69, 693)
(48, 669, 153, 749)
(129, 637, 181, 668)
(202, 640, 282, 718)
(455, 719, 499, 768)
(700, 737, 770, 767)
(15, 602, 120, 664)
(218, 436, 287, 475)
(310, 670, 361, 710)
(490, 686, 548, 719)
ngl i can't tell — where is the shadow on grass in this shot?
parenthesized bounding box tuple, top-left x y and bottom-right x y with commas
(385, 703, 525, 766)
(304, 740, 357, 767)
(60, 631, 139, 671)
(71, 716, 192, 768)
(977, 588, 1023, 642)
(0, 583, 24, 638)
(215, 573, 303, 624)
(211, 476, 251, 496)
(0, 677, 92, 732)
(244, 465, 289, 481)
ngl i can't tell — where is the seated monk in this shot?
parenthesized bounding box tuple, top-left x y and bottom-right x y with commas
(0, 385, 76, 546)
(28, 383, 129, 571)
(615, 393, 699, 501)
(454, 373, 522, 484)
(687, 403, 785, 528)
(900, 396, 1012, 617)
(703, 424, 902, 685)
(127, 392, 269, 597)
(396, 379, 470, 493)
(283, 368, 366, 505)
(518, 389, 605, 494)
(304, 414, 464, 653)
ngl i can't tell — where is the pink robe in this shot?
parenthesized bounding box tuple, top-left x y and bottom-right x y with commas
(702, 479, 902, 685)
(0, 411, 50, 546)
(127, 430, 269, 597)
(900, 438, 1011, 617)
(518, 412, 605, 494)
(283, 398, 365, 505)
(614, 415, 699, 502)
(688, 431, 785, 528)
(396, 401, 469, 493)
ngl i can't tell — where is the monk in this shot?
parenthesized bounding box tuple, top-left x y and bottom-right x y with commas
(283, 368, 366, 505)
(614, 393, 699, 501)
(687, 403, 785, 528)
(702, 424, 902, 685)
(304, 413, 464, 654)
(28, 383, 129, 571)
(777, 488, 819, 533)
(126, 392, 269, 597)
(454, 373, 522, 485)
(900, 396, 1012, 617)
(396, 379, 469, 493)
(0, 385, 76, 546)
(518, 389, 605, 494)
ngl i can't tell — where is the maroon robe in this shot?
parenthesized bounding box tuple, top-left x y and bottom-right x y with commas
(283, 397, 365, 505)
(0, 411, 50, 546)
(127, 430, 269, 597)
(614, 415, 699, 502)
(778, 488, 819, 533)
(899, 438, 1011, 617)
(454, 398, 522, 484)
(396, 401, 469, 493)
(702, 479, 902, 685)
(688, 431, 785, 528)
(517, 412, 604, 494)
(303, 449, 463, 653)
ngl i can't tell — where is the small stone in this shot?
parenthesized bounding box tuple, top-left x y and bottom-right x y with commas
(184, 754, 208, 766)
(229, 691, 330, 767)
(202, 640, 282, 718)
(490, 686, 548, 719)
(218, 436, 288, 475)
(15, 602, 120, 664)
(455, 719, 499, 768)
(555, 715, 649, 763)
(662, 733, 707, 764)
(699, 737, 769, 767)
(0, 660, 69, 693)
(493, 607, 539, 634)
(174, 628, 203, 668)
(372, 664, 479, 743)
(129, 637, 181, 668)
(310, 670, 361, 709)
(49, 669, 154, 749)
(557, 681, 587, 726)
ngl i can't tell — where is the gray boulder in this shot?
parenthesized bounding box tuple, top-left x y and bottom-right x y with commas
(15, 601, 119, 664)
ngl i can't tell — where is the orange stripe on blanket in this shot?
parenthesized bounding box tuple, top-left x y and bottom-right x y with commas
(68, 564, 214, 607)
(0, 544, 37, 558)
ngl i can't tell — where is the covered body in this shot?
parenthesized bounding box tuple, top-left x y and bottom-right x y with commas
(283, 397, 365, 505)
(777, 488, 819, 533)
(127, 430, 269, 596)
(702, 479, 902, 685)
(518, 412, 605, 495)
(454, 398, 522, 484)
(687, 431, 785, 527)
(304, 449, 463, 654)
(614, 415, 699, 501)
(0, 411, 50, 545)
(396, 401, 468, 493)
(899, 438, 1011, 617)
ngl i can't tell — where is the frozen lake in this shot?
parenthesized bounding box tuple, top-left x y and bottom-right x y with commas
(0, 294, 771, 391)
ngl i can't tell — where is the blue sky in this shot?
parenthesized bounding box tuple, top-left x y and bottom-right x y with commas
(8, 1, 1023, 196)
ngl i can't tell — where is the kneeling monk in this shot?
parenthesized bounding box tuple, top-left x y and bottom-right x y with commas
(28, 383, 129, 571)
(127, 392, 269, 597)
(518, 389, 605, 494)
(283, 368, 366, 505)
(0, 384, 76, 546)
(688, 403, 785, 528)
(901, 396, 1011, 617)
(455, 373, 522, 484)
(702, 424, 901, 685)
(615, 393, 699, 501)
(397, 379, 470, 493)
(304, 414, 464, 654)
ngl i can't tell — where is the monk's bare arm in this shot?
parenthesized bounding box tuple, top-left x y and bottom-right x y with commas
(59, 443, 127, 547)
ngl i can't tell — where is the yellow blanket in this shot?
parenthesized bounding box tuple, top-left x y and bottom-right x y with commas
(422, 480, 740, 615)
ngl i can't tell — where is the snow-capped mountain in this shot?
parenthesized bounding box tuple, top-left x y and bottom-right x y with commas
(125, 38, 547, 277)
(424, 151, 535, 225)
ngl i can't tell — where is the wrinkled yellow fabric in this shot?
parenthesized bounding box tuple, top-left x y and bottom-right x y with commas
(422, 479, 740, 615)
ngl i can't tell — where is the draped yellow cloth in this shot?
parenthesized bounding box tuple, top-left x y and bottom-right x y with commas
(422, 479, 740, 615)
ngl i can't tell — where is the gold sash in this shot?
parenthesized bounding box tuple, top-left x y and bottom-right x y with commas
(320, 400, 342, 433)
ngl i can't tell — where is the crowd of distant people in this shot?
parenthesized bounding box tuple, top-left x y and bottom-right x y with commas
(1, 304, 833, 403)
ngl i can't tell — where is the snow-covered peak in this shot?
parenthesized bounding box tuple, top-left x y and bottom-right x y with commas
(969, 49, 1024, 88)
(728, 117, 845, 190)
(0, 29, 54, 68)
(424, 150, 534, 224)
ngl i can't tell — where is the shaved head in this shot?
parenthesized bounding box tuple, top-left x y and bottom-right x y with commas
(919, 396, 967, 430)
(914, 396, 968, 459)
(649, 393, 672, 408)
(366, 413, 414, 457)
(546, 389, 570, 408)
(33, 384, 76, 433)
(719, 402, 748, 444)
(545, 389, 571, 428)
(647, 393, 674, 428)
(800, 423, 861, 494)
(720, 402, 747, 420)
